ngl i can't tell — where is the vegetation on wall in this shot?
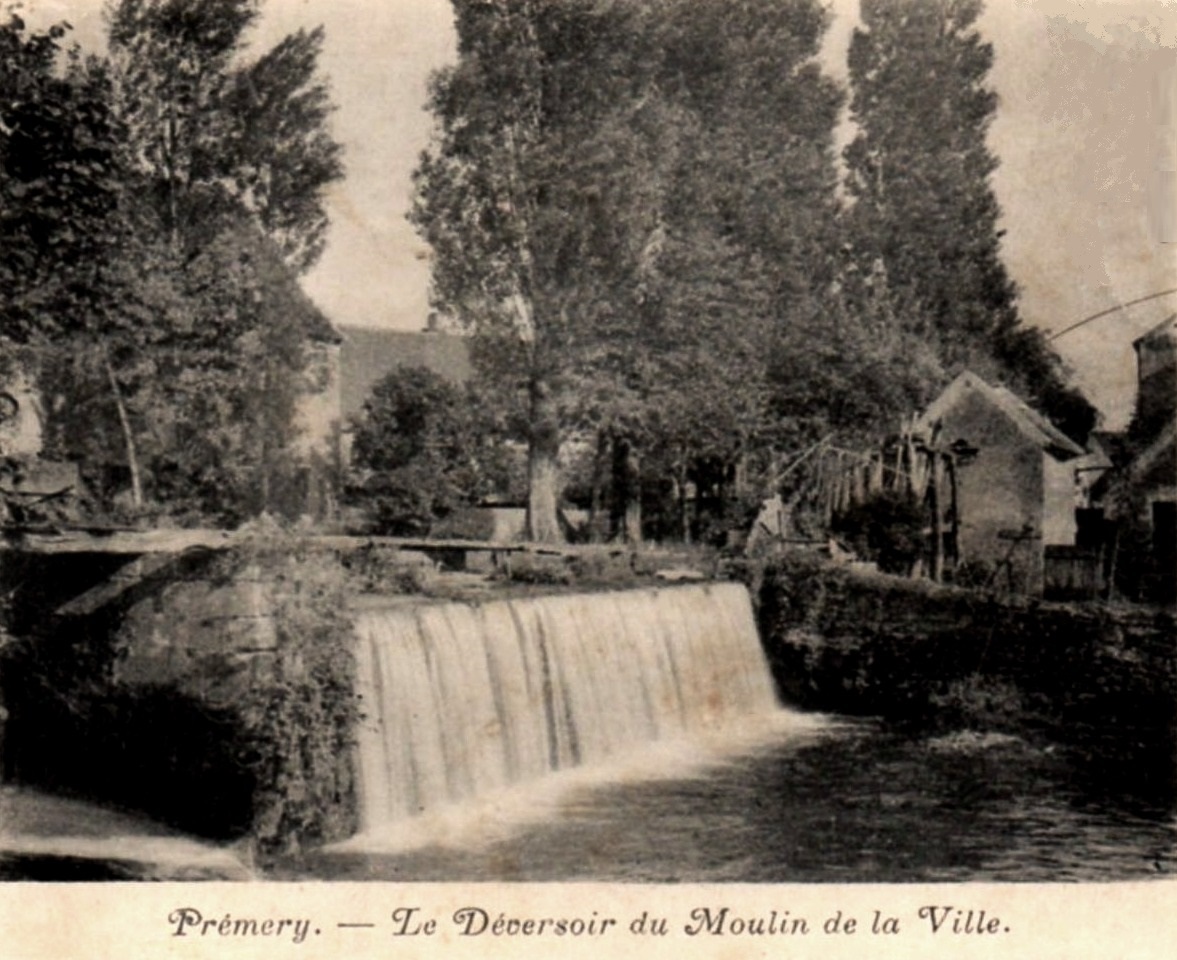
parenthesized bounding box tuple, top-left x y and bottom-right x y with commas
(222, 536, 360, 855)
(0, 533, 361, 856)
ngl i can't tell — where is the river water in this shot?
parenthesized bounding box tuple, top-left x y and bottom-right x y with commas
(3, 709, 1174, 882)
(284, 713, 1177, 883)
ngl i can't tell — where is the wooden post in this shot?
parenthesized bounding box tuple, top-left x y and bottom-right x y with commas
(929, 450, 943, 582)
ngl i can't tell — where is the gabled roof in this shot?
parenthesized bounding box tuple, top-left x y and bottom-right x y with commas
(918, 370, 1087, 461)
(1133, 314, 1177, 351)
(1088, 429, 1129, 467)
(338, 325, 473, 421)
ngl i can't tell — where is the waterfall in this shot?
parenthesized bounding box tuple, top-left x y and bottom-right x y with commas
(352, 582, 779, 831)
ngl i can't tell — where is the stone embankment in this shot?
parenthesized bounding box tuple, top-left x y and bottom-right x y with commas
(752, 553, 1177, 752)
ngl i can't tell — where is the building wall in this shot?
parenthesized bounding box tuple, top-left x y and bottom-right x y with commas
(934, 390, 1046, 594)
(1042, 453, 1078, 547)
(1135, 331, 1176, 435)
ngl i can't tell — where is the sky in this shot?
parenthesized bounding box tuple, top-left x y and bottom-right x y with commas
(21, 0, 1177, 430)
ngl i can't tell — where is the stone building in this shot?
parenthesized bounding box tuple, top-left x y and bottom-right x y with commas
(916, 371, 1086, 595)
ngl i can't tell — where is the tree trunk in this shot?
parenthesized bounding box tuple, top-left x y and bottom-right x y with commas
(526, 377, 561, 543)
(611, 435, 642, 544)
(623, 444, 642, 545)
(587, 430, 609, 544)
(929, 451, 943, 582)
(101, 346, 143, 510)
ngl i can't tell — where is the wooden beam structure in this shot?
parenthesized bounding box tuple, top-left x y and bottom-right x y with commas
(1, 527, 617, 559)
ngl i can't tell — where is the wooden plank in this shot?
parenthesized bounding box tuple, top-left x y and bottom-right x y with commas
(2, 528, 239, 554)
(55, 553, 186, 617)
(1, 529, 610, 557)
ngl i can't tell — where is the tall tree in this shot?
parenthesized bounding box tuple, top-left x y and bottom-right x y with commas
(641, 0, 844, 521)
(414, 0, 844, 542)
(412, 0, 660, 541)
(88, 0, 344, 520)
(106, 0, 343, 273)
(0, 15, 161, 504)
(4, 4, 345, 523)
(843, 0, 1095, 440)
(0, 17, 125, 350)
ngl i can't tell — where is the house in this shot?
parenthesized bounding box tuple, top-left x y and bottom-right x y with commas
(0, 367, 44, 459)
(1113, 316, 1176, 601)
(0, 366, 83, 525)
(916, 371, 1087, 596)
(1132, 314, 1177, 439)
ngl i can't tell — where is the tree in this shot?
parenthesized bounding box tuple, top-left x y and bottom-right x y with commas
(412, 0, 662, 542)
(347, 367, 504, 535)
(32, 1, 344, 523)
(3, 4, 345, 525)
(106, 0, 343, 273)
(843, 0, 1095, 441)
(0, 17, 125, 350)
(0, 14, 159, 506)
(414, 0, 845, 543)
(602, 0, 844, 541)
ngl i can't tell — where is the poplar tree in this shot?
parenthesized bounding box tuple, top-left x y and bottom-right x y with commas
(412, 0, 660, 541)
(843, 0, 1095, 440)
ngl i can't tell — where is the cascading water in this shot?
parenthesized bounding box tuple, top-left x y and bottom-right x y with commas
(351, 582, 780, 831)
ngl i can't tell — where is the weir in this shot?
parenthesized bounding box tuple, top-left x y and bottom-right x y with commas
(352, 582, 779, 829)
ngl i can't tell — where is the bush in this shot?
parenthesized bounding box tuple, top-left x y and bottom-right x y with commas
(346, 366, 511, 535)
(494, 553, 573, 585)
(342, 545, 437, 595)
(832, 489, 925, 574)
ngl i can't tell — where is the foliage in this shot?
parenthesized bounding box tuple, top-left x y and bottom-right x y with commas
(227, 540, 360, 855)
(347, 366, 509, 535)
(493, 552, 574, 586)
(412, 0, 664, 540)
(832, 489, 926, 574)
(1, 4, 344, 526)
(106, 0, 343, 273)
(842, 0, 1095, 443)
(0, 16, 126, 347)
(414, 0, 844, 543)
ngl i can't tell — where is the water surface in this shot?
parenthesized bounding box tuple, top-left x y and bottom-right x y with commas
(288, 717, 1177, 882)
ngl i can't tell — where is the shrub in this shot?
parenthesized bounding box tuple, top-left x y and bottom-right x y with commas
(832, 489, 925, 574)
(494, 553, 573, 585)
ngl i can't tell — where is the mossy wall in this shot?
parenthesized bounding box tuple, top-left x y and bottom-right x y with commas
(755, 553, 1177, 752)
(0, 540, 360, 857)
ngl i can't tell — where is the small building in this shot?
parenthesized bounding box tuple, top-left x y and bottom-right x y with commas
(916, 371, 1086, 596)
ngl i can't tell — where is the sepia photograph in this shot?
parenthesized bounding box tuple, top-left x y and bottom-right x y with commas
(0, 0, 1174, 913)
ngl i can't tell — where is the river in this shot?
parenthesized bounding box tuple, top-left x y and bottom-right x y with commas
(279, 712, 1176, 882)
(2, 709, 1174, 881)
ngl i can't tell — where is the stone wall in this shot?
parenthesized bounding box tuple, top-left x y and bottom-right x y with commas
(1, 545, 359, 852)
(754, 553, 1177, 749)
(114, 562, 278, 704)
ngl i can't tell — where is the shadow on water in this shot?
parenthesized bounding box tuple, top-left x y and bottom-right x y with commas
(288, 718, 1177, 882)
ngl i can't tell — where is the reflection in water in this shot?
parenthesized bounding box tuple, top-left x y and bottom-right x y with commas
(291, 719, 1177, 882)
